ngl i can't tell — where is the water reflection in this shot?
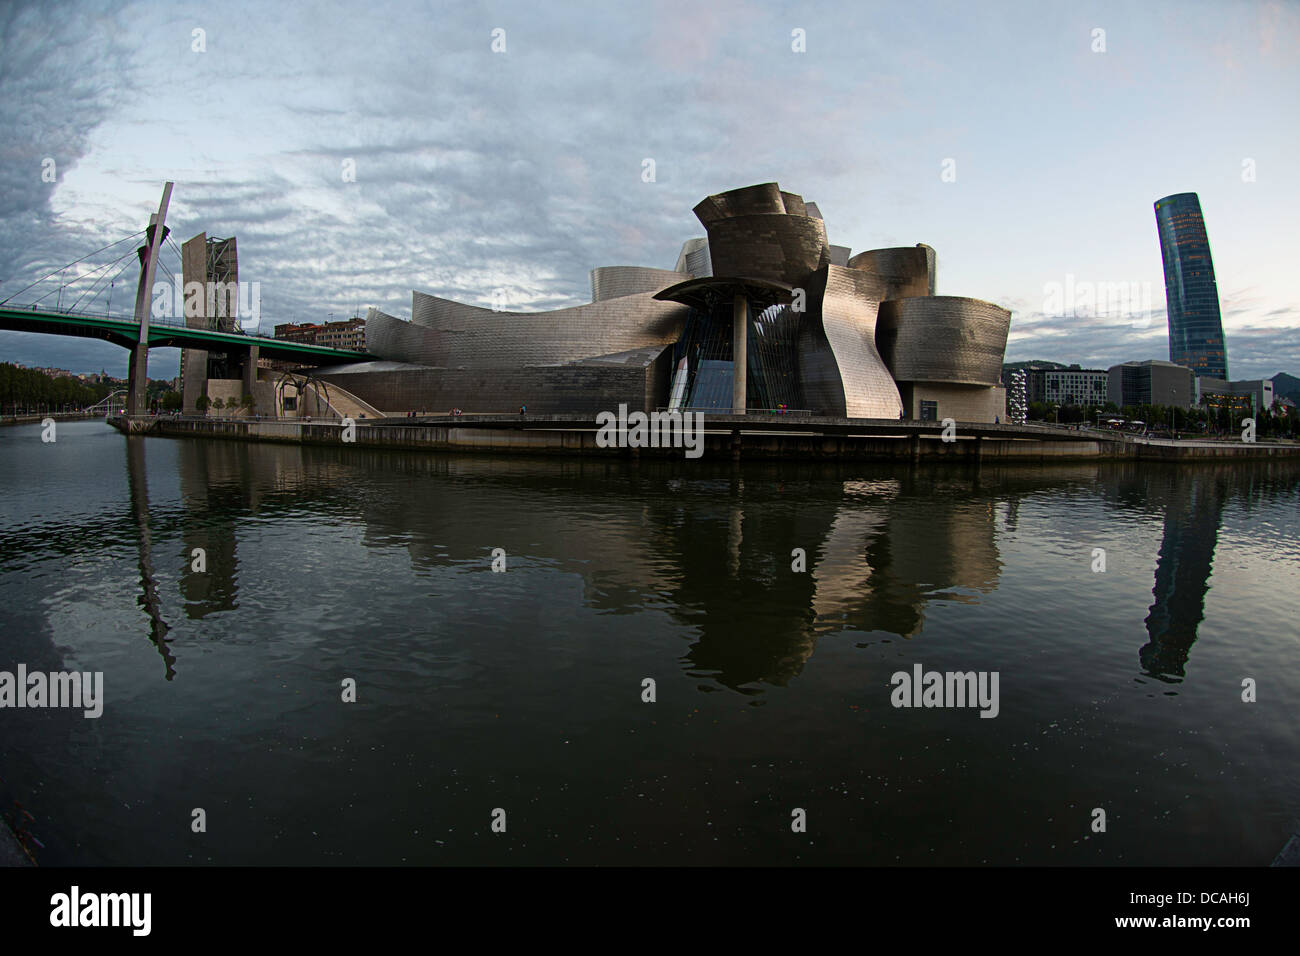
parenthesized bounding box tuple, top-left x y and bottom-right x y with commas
(176, 441, 242, 619)
(124, 436, 176, 680)
(1141, 468, 1228, 682)
(122, 439, 1291, 693)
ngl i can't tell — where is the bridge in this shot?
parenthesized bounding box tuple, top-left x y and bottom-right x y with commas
(0, 303, 375, 365)
(0, 181, 373, 416)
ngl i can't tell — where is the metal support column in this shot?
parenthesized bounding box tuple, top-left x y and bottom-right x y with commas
(732, 293, 746, 415)
(127, 183, 174, 417)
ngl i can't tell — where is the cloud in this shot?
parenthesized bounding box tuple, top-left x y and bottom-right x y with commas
(1, 0, 1296, 385)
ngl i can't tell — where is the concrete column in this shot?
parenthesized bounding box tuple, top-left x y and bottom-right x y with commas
(127, 343, 149, 416)
(181, 348, 208, 414)
(732, 293, 747, 415)
(241, 344, 259, 398)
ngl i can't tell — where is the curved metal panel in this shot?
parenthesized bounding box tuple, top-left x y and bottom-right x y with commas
(372, 292, 687, 369)
(590, 266, 689, 302)
(797, 266, 902, 419)
(846, 245, 936, 299)
(314, 347, 670, 416)
(876, 296, 1010, 386)
(674, 237, 711, 275)
(366, 307, 449, 365)
(705, 214, 830, 287)
(691, 183, 831, 287)
(779, 191, 807, 217)
(693, 182, 787, 224)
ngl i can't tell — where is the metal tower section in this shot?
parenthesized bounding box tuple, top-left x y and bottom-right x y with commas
(126, 182, 173, 417)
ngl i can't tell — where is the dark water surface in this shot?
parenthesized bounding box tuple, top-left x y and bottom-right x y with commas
(1, 420, 1297, 865)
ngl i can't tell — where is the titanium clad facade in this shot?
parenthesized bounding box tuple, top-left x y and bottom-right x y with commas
(847, 245, 936, 299)
(354, 282, 687, 413)
(338, 181, 1011, 421)
(876, 297, 1010, 386)
(1155, 193, 1228, 379)
(695, 182, 832, 286)
(704, 215, 831, 287)
(315, 350, 669, 416)
(797, 266, 902, 418)
(393, 291, 687, 367)
(590, 266, 690, 302)
(693, 182, 790, 223)
(674, 238, 712, 276)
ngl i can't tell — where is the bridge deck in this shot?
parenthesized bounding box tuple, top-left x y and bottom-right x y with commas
(0, 304, 375, 363)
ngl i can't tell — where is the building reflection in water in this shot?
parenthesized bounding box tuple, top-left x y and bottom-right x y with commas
(371, 461, 1101, 693)
(1140, 468, 1228, 682)
(177, 441, 244, 620)
(142, 440, 1273, 694)
(666, 468, 1014, 691)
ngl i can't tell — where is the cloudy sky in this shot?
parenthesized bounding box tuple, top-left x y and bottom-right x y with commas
(1, 0, 1297, 380)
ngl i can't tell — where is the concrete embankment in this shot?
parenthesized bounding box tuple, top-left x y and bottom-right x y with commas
(107, 415, 1300, 462)
(0, 411, 101, 428)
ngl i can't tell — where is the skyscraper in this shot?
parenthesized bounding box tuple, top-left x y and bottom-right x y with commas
(1155, 192, 1227, 379)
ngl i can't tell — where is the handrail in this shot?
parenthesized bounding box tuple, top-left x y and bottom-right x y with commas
(654, 406, 813, 416)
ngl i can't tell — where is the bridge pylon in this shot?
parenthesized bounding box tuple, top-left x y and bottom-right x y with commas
(126, 182, 173, 417)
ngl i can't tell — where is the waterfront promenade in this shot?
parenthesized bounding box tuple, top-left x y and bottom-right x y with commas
(107, 413, 1300, 462)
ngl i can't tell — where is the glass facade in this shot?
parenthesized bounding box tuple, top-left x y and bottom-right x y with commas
(746, 302, 802, 410)
(1155, 193, 1228, 379)
(671, 299, 803, 411)
(688, 360, 734, 409)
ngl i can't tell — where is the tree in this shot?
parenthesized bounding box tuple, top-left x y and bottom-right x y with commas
(195, 395, 210, 414)
(212, 397, 225, 412)
(240, 394, 255, 416)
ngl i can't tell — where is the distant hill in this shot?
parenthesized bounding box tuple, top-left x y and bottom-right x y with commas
(1272, 372, 1300, 403)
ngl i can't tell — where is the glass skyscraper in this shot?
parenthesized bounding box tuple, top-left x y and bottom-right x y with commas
(1155, 192, 1228, 379)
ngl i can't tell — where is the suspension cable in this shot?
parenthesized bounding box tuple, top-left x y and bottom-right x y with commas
(0, 229, 147, 305)
(100, 257, 140, 317)
(68, 246, 141, 312)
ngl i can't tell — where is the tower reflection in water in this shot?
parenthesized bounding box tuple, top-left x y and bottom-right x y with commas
(1140, 468, 1228, 682)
